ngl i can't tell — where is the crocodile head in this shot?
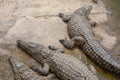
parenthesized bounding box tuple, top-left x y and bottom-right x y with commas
(74, 5, 92, 16)
(17, 40, 51, 62)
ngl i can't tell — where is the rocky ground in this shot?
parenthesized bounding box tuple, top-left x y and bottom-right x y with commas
(0, 0, 119, 80)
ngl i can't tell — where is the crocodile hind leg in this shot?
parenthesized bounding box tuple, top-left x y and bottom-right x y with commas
(31, 63, 57, 80)
(58, 13, 71, 22)
(30, 62, 49, 76)
(48, 45, 64, 53)
(59, 36, 85, 49)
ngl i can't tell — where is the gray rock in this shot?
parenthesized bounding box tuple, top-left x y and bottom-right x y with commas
(0, 16, 67, 48)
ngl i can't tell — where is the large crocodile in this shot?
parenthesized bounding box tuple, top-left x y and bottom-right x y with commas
(9, 57, 55, 80)
(17, 40, 99, 80)
(59, 5, 120, 75)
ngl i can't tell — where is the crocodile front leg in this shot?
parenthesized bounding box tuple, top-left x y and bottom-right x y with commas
(59, 36, 85, 49)
(48, 45, 64, 53)
(58, 13, 71, 23)
(30, 62, 49, 76)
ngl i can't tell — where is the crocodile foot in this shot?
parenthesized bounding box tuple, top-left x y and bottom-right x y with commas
(58, 13, 71, 22)
(48, 45, 64, 53)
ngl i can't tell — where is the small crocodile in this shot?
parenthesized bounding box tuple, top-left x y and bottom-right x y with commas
(17, 40, 99, 80)
(9, 57, 55, 80)
(59, 5, 120, 75)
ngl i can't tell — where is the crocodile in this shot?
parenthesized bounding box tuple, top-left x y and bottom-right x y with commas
(16, 40, 99, 80)
(9, 57, 55, 80)
(59, 5, 120, 75)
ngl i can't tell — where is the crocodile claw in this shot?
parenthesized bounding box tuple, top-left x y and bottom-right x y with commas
(59, 39, 65, 44)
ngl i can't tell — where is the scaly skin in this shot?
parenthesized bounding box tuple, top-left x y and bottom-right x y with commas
(9, 57, 49, 80)
(59, 5, 120, 75)
(17, 40, 99, 80)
